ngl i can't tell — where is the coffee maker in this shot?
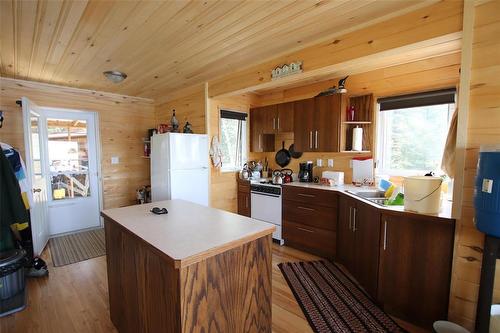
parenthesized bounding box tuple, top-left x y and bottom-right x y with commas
(298, 162, 313, 182)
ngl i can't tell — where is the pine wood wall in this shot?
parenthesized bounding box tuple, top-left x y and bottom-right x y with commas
(0, 77, 155, 209)
(448, 1, 500, 329)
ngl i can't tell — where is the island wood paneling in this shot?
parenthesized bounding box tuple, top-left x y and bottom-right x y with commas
(448, 1, 500, 330)
(0, 0, 430, 100)
(104, 216, 272, 333)
(0, 77, 155, 209)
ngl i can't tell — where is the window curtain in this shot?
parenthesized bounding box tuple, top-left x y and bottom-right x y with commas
(441, 108, 458, 178)
(378, 88, 456, 111)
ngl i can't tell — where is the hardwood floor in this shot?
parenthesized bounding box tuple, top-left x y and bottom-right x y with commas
(0, 243, 427, 333)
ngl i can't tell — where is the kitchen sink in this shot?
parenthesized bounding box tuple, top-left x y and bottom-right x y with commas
(346, 190, 387, 205)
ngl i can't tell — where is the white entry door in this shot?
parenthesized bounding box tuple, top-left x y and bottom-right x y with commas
(41, 109, 101, 235)
(22, 97, 49, 256)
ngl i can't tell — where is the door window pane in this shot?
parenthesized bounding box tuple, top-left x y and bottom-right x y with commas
(51, 173, 90, 200)
(47, 118, 90, 200)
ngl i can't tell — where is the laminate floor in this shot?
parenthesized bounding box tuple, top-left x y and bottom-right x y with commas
(0, 243, 427, 333)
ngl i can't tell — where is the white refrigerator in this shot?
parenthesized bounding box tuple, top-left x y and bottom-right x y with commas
(151, 133, 209, 206)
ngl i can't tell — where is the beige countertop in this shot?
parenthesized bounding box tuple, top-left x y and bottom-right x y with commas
(101, 200, 275, 268)
(282, 182, 454, 220)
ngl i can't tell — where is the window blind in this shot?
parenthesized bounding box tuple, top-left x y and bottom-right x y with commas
(220, 110, 247, 120)
(378, 88, 456, 111)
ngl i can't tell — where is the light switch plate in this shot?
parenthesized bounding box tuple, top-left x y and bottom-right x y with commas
(328, 159, 334, 167)
(482, 178, 493, 193)
(316, 159, 323, 167)
(111, 156, 120, 165)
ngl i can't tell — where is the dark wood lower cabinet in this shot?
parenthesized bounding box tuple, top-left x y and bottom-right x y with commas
(336, 195, 380, 299)
(377, 213, 455, 328)
(237, 179, 251, 217)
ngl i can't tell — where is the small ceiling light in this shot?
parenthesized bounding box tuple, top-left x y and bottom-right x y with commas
(103, 70, 127, 83)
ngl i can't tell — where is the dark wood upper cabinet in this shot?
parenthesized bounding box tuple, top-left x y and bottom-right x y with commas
(292, 98, 315, 152)
(259, 104, 277, 134)
(276, 102, 294, 132)
(377, 213, 455, 328)
(314, 94, 343, 152)
(250, 107, 274, 152)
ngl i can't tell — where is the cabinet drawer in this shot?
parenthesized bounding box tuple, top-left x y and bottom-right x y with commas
(283, 200, 337, 231)
(283, 220, 336, 258)
(283, 186, 337, 207)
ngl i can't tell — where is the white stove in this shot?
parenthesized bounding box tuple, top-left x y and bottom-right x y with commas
(250, 180, 283, 245)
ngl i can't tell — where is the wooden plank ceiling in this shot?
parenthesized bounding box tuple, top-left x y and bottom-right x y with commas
(0, 0, 432, 100)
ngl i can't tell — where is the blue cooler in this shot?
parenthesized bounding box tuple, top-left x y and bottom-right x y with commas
(474, 147, 500, 237)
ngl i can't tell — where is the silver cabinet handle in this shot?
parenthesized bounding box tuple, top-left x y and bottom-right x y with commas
(309, 131, 313, 149)
(383, 220, 388, 250)
(298, 206, 315, 211)
(273, 118, 276, 130)
(258, 134, 261, 150)
(297, 227, 314, 233)
(277, 117, 280, 130)
(315, 130, 318, 149)
(348, 206, 352, 230)
(246, 196, 248, 208)
(352, 207, 357, 232)
(297, 193, 315, 198)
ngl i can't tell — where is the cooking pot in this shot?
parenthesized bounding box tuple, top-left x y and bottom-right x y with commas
(272, 170, 283, 185)
(281, 169, 293, 183)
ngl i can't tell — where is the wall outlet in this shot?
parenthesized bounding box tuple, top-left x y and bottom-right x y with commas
(316, 159, 323, 167)
(111, 156, 120, 165)
(327, 159, 334, 167)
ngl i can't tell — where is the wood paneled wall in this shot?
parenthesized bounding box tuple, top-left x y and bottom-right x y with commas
(208, 93, 258, 213)
(448, 1, 500, 329)
(249, 53, 461, 183)
(155, 87, 206, 134)
(0, 77, 155, 209)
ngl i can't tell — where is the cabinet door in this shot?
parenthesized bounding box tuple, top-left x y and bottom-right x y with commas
(237, 191, 250, 217)
(314, 94, 343, 152)
(378, 214, 454, 328)
(336, 195, 355, 272)
(259, 104, 277, 134)
(276, 102, 294, 133)
(352, 202, 380, 299)
(293, 98, 315, 152)
(250, 107, 275, 152)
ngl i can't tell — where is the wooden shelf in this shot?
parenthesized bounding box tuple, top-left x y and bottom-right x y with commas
(340, 150, 371, 154)
(343, 121, 372, 125)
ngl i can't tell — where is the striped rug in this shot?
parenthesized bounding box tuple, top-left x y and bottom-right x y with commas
(278, 260, 407, 333)
(49, 228, 105, 267)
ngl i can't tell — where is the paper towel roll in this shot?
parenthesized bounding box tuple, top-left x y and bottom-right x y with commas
(352, 126, 363, 151)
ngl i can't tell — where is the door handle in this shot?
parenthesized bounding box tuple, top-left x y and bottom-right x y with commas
(297, 193, 315, 198)
(273, 118, 276, 130)
(33, 188, 42, 193)
(258, 134, 261, 150)
(277, 117, 280, 130)
(348, 206, 352, 230)
(309, 131, 313, 149)
(315, 130, 318, 149)
(383, 220, 388, 250)
(245, 196, 248, 208)
(298, 206, 315, 211)
(297, 227, 314, 233)
(352, 207, 357, 232)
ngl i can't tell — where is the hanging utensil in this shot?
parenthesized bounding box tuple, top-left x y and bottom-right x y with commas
(288, 143, 303, 159)
(275, 141, 291, 167)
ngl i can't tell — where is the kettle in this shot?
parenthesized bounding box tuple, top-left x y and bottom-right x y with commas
(281, 169, 293, 183)
(272, 170, 283, 185)
(239, 164, 250, 180)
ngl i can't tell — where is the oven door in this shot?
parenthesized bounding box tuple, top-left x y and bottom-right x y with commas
(250, 192, 281, 225)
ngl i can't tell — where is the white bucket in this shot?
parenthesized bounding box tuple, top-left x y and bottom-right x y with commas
(403, 176, 443, 214)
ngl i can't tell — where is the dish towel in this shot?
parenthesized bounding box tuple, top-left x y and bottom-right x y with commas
(209, 136, 223, 168)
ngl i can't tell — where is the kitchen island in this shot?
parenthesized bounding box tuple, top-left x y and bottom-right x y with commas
(101, 200, 275, 333)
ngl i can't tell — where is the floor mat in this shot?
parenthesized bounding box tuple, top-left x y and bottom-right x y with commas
(278, 260, 407, 333)
(49, 228, 105, 267)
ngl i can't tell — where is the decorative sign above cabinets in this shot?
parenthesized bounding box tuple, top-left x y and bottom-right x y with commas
(271, 61, 303, 80)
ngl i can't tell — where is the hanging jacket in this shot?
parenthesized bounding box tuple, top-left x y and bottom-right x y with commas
(0, 148, 29, 252)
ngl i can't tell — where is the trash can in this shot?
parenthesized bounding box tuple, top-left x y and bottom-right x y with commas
(0, 249, 27, 317)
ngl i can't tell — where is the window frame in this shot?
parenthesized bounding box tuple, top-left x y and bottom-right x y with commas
(219, 108, 248, 173)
